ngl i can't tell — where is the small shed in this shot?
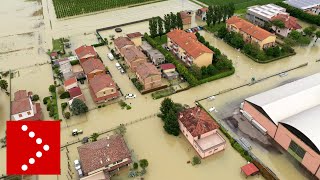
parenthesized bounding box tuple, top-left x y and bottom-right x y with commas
(241, 163, 259, 178)
(50, 52, 58, 60)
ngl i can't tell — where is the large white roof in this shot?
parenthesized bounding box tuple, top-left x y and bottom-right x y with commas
(285, 0, 320, 10)
(248, 4, 287, 19)
(245, 73, 320, 150)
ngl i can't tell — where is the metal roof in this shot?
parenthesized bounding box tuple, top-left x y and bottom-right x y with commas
(285, 0, 320, 10)
(245, 73, 320, 150)
(247, 4, 287, 19)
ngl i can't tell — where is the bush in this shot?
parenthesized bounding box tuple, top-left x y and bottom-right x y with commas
(61, 102, 68, 111)
(126, 105, 132, 110)
(49, 85, 56, 93)
(64, 112, 70, 119)
(31, 94, 39, 101)
(47, 102, 52, 111)
(70, 60, 79, 66)
(49, 108, 54, 117)
(131, 78, 144, 91)
(59, 91, 70, 99)
(192, 156, 201, 165)
(43, 96, 51, 104)
(92, 42, 106, 47)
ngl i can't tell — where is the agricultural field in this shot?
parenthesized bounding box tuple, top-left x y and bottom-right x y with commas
(198, 0, 282, 10)
(52, 0, 156, 18)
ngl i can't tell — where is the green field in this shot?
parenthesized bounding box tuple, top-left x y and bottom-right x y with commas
(198, 0, 282, 10)
(52, 0, 155, 18)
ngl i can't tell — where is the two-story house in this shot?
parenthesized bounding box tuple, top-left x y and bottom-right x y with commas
(178, 106, 226, 158)
(226, 16, 276, 49)
(120, 46, 148, 72)
(114, 37, 135, 55)
(167, 29, 214, 67)
(88, 74, 119, 103)
(140, 41, 165, 66)
(78, 135, 132, 179)
(81, 58, 105, 79)
(196, 7, 208, 21)
(126, 32, 143, 46)
(135, 62, 161, 90)
(75, 45, 98, 64)
(11, 90, 42, 121)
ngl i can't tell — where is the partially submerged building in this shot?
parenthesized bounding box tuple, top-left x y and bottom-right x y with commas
(75, 45, 98, 64)
(135, 62, 161, 90)
(88, 74, 119, 103)
(241, 73, 320, 178)
(285, 0, 320, 15)
(178, 106, 226, 158)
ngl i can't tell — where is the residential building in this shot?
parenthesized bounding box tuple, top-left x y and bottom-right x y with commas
(246, 4, 301, 37)
(285, 0, 320, 15)
(50, 52, 58, 60)
(64, 77, 78, 91)
(120, 46, 148, 72)
(226, 16, 276, 49)
(135, 62, 161, 90)
(81, 58, 105, 79)
(126, 32, 143, 46)
(178, 106, 226, 158)
(11, 90, 42, 121)
(54, 56, 79, 66)
(114, 37, 134, 54)
(68, 87, 85, 105)
(77, 135, 132, 178)
(179, 11, 192, 25)
(59, 62, 74, 80)
(72, 64, 85, 80)
(196, 7, 208, 21)
(241, 73, 320, 179)
(167, 29, 213, 67)
(88, 74, 119, 103)
(160, 63, 179, 80)
(141, 41, 165, 65)
(75, 45, 98, 64)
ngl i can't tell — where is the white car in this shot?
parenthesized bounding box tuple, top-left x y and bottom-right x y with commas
(107, 53, 114, 60)
(120, 68, 125, 74)
(208, 107, 216, 112)
(78, 169, 83, 177)
(115, 62, 121, 68)
(207, 96, 215, 101)
(125, 94, 136, 99)
(74, 160, 81, 170)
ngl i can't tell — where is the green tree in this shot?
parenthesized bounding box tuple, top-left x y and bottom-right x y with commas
(315, 31, 320, 42)
(217, 26, 228, 38)
(289, 30, 301, 40)
(49, 85, 56, 93)
(64, 112, 70, 119)
(115, 124, 126, 136)
(222, 5, 228, 22)
(157, 17, 164, 36)
(200, 66, 207, 76)
(70, 99, 88, 115)
(170, 12, 177, 29)
(90, 133, 99, 142)
(206, 6, 213, 26)
(207, 64, 218, 75)
(192, 156, 201, 165)
(216, 57, 233, 70)
(149, 18, 157, 37)
(160, 98, 174, 116)
(164, 14, 171, 33)
(32, 94, 39, 101)
(227, 3, 235, 18)
(0, 80, 8, 91)
(215, 5, 223, 23)
(139, 159, 149, 170)
(190, 64, 202, 79)
(133, 162, 139, 170)
(163, 109, 180, 136)
(271, 20, 285, 28)
(230, 32, 244, 49)
(303, 27, 313, 36)
(176, 13, 183, 29)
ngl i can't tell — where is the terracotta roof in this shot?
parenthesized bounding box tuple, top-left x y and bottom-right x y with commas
(136, 63, 161, 80)
(89, 74, 116, 94)
(199, 7, 208, 12)
(271, 14, 302, 30)
(160, 63, 176, 70)
(77, 135, 131, 175)
(114, 37, 134, 50)
(75, 45, 97, 60)
(167, 29, 213, 59)
(14, 90, 28, 101)
(68, 87, 82, 98)
(180, 11, 191, 19)
(64, 77, 77, 87)
(227, 16, 275, 41)
(81, 58, 105, 75)
(127, 32, 143, 39)
(22, 103, 42, 121)
(120, 46, 147, 63)
(178, 106, 219, 137)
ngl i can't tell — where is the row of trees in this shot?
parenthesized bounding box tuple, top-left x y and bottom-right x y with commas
(206, 3, 235, 27)
(159, 98, 184, 136)
(149, 12, 183, 37)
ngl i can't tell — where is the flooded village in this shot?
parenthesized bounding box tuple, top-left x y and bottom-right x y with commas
(1, 0, 320, 180)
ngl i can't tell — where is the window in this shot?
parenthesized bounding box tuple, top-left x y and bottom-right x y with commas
(111, 89, 114, 92)
(27, 111, 31, 115)
(288, 141, 306, 160)
(19, 114, 22, 117)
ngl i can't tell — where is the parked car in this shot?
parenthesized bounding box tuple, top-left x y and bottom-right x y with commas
(208, 107, 216, 112)
(74, 160, 81, 170)
(120, 68, 125, 74)
(207, 96, 215, 101)
(125, 94, 136, 99)
(72, 129, 83, 136)
(78, 169, 83, 178)
(107, 53, 114, 60)
(115, 63, 122, 69)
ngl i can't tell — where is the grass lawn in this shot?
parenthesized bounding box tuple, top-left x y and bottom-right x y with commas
(151, 87, 175, 99)
(52, 0, 155, 18)
(204, 23, 226, 34)
(198, 0, 282, 10)
(52, 38, 64, 53)
(153, 35, 167, 45)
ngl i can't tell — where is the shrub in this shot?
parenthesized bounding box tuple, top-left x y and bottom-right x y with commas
(32, 94, 39, 101)
(131, 78, 144, 91)
(43, 96, 50, 104)
(118, 100, 127, 108)
(70, 60, 80, 66)
(47, 102, 52, 111)
(64, 112, 70, 119)
(49, 85, 56, 93)
(126, 105, 132, 110)
(192, 156, 201, 165)
(49, 108, 54, 117)
(59, 91, 70, 99)
(133, 162, 138, 170)
(61, 102, 68, 111)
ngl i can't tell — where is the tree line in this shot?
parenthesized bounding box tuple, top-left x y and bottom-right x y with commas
(206, 3, 235, 27)
(149, 12, 183, 37)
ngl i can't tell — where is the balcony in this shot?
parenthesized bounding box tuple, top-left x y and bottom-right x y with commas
(172, 44, 179, 50)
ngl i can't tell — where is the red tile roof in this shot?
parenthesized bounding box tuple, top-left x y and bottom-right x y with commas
(14, 90, 28, 101)
(75, 45, 97, 60)
(89, 74, 116, 94)
(178, 106, 219, 137)
(241, 163, 259, 176)
(127, 32, 143, 39)
(136, 63, 161, 80)
(227, 16, 274, 41)
(77, 135, 131, 175)
(68, 87, 82, 98)
(22, 103, 42, 120)
(167, 29, 213, 59)
(81, 58, 105, 75)
(271, 14, 302, 30)
(180, 11, 191, 19)
(12, 99, 32, 115)
(160, 63, 176, 70)
(64, 77, 77, 87)
(199, 7, 208, 13)
(114, 37, 134, 50)
(120, 46, 147, 63)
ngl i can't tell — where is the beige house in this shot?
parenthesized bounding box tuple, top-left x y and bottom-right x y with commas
(167, 29, 213, 67)
(120, 46, 148, 72)
(127, 32, 143, 46)
(226, 16, 276, 49)
(136, 62, 162, 90)
(114, 37, 134, 55)
(88, 74, 119, 103)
